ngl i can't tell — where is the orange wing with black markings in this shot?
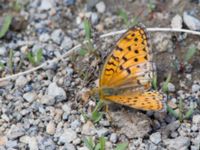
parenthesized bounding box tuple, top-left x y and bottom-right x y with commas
(98, 26, 164, 111)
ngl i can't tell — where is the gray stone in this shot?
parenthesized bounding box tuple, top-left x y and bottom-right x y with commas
(39, 33, 50, 42)
(96, 128, 109, 137)
(7, 124, 25, 140)
(61, 36, 73, 50)
(81, 121, 96, 136)
(167, 82, 175, 92)
(40, 95, 55, 105)
(171, 14, 182, 29)
(15, 76, 28, 87)
(51, 29, 64, 44)
(46, 121, 56, 135)
(23, 92, 37, 103)
(110, 133, 117, 143)
(47, 82, 66, 101)
(6, 140, 18, 148)
(59, 128, 77, 144)
(183, 12, 200, 30)
(71, 120, 81, 130)
(91, 12, 99, 25)
(28, 137, 38, 150)
(95, 1, 106, 13)
(63, 143, 76, 150)
(163, 136, 190, 149)
(0, 46, 7, 56)
(39, 0, 53, 10)
(192, 115, 200, 126)
(192, 84, 200, 93)
(150, 132, 161, 144)
(162, 120, 180, 138)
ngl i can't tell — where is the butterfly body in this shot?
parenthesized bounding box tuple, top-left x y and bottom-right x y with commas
(98, 26, 164, 111)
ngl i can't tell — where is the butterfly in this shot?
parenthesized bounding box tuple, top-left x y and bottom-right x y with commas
(97, 26, 164, 111)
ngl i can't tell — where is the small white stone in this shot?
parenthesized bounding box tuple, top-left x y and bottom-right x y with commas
(192, 84, 200, 93)
(46, 121, 56, 135)
(23, 92, 37, 103)
(192, 115, 200, 125)
(39, 33, 50, 42)
(59, 128, 77, 143)
(171, 14, 182, 29)
(28, 137, 38, 150)
(61, 36, 73, 50)
(167, 83, 175, 92)
(110, 133, 117, 143)
(47, 82, 66, 99)
(82, 121, 96, 136)
(150, 132, 161, 144)
(39, 0, 53, 10)
(0, 47, 7, 56)
(183, 12, 200, 30)
(51, 29, 64, 44)
(96, 1, 106, 13)
(15, 76, 28, 87)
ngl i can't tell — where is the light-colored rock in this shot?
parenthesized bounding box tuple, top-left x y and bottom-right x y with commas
(95, 1, 106, 13)
(40, 95, 55, 105)
(61, 36, 73, 50)
(0, 47, 7, 56)
(110, 133, 117, 143)
(82, 121, 96, 136)
(28, 137, 38, 150)
(46, 121, 56, 135)
(183, 12, 200, 30)
(59, 128, 77, 144)
(167, 83, 176, 92)
(171, 14, 182, 29)
(163, 136, 190, 149)
(0, 136, 7, 146)
(23, 92, 37, 103)
(47, 82, 66, 99)
(15, 76, 28, 87)
(192, 84, 200, 93)
(39, 33, 50, 42)
(150, 132, 161, 144)
(51, 29, 64, 44)
(39, 0, 53, 10)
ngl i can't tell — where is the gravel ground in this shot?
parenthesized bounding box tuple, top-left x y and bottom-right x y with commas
(0, 0, 200, 150)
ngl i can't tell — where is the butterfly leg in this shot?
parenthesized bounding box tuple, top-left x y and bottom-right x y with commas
(104, 104, 113, 122)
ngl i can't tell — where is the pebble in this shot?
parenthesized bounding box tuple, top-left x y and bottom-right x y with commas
(71, 120, 81, 130)
(59, 128, 77, 144)
(0, 136, 7, 146)
(91, 12, 99, 25)
(96, 128, 109, 137)
(192, 84, 200, 93)
(167, 83, 176, 92)
(60, 36, 73, 50)
(183, 11, 200, 30)
(171, 14, 182, 29)
(63, 143, 76, 150)
(192, 115, 200, 125)
(81, 121, 96, 136)
(6, 140, 18, 148)
(28, 137, 38, 150)
(15, 76, 28, 87)
(150, 132, 161, 144)
(62, 104, 71, 115)
(110, 133, 117, 143)
(23, 92, 37, 103)
(51, 29, 65, 45)
(0, 47, 7, 56)
(39, 0, 53, 10)
(46, 121, 56, 135)
(163, 136, 190, 149)
(7, 124, 25, 140)
(47, 82, 66, 101)
(39, 95, 55, 105)
(64, 0, 76, 6)
(39, 33, 50, 42)
(95, 1, 106, 13)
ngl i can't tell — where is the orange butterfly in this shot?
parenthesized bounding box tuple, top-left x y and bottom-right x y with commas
(96, 26, 164, 111)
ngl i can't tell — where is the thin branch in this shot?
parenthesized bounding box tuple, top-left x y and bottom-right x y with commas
(0, 27, 200, 82)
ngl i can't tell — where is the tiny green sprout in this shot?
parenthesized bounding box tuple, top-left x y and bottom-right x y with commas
(114, 142, 128, 150)
(27, 48, 43, 66)
(0, 62, 5, 70)
(10, 0, 22, 12)
(79, 48, 88, 56)
(167, 99, 194, 122)
(118, 9, 129, 26)
(0, 15, 12, 38)
(152, 74, 158, 90)
(83, 18, 91, 41)
(91, 101, 104, 123)
(184, 44, 197, 63)
(84, 136, 106, 150)
(147, 0, 156, 13)
(162, 72, 172, 93)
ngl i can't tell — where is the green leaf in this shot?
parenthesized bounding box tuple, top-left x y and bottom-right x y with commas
(0, 15, 12, 38)
(167, 104, 179, 118)
(92, 111, 103, 123)
(162, 72, 171, 93)
(79, 48, 88, 56)
(178, 98, 183, 121)
(118, 9, 129, 26)
(0, 62, 5, 70)
(36, 48, 43, 64)
(84, 137, 94, 150)
(114, 142, 128, 150)
(152, 74, 157, 90)
(99, 137, 106, 150)
(184, 45, 197, 63)
(27, 51, 35, 65)
(184, 107, 194, 119)
(8, 49, 14, 74)
(83, 18, 91, 41)
(95, 143, 101, 150)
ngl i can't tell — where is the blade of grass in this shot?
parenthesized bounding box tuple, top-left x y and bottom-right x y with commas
(178, 98, 183, 121)
(184, 45, 197, 63)
(184, 107, 194, 119)
(99, 136, 105, 150)
(84, 137, 94, 150)
(36, 48, 43, 64)
(83, 18, 91, 41)
(162, 72, 172, 93)
(152, 74, 158, 90)
(167, 104, 179, 118)
(114, 142, 128, 150)
(0, 15, 12, 38)
(118, 9, 129, 26)
(8, 49, 14, 74)
(0, 62, 5, 70)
